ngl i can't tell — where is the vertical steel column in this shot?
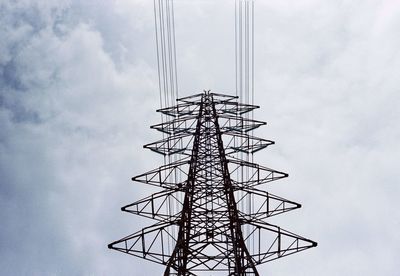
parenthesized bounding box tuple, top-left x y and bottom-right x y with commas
(164, 94, 205, 275)
(211, 93, 259, 275)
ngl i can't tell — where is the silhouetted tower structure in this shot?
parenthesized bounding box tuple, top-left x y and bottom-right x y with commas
(108, 91, 317, 275)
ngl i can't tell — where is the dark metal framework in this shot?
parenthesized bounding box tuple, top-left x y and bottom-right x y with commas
(108, 91, 317, 275)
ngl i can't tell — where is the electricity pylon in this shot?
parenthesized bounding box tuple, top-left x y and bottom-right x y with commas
(108, 91, 317, 275)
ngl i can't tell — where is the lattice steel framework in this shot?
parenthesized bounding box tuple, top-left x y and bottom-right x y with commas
(108, 91, 317, 275)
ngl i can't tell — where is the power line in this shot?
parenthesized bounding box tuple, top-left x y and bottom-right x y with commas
(109, 1, 318, 273)
(236, 0, 256, 249)
(154, 0, 178, 111)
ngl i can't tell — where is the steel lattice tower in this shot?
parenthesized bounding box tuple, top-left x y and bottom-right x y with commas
(108, 91, 317, 275)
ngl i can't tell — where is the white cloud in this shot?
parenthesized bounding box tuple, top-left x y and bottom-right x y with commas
(1, 0, 399, 275)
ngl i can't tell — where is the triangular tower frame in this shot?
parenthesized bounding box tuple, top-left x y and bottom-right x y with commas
(108, 91, 317, 275)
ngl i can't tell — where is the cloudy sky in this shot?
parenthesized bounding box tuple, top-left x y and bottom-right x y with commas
(1, 0, 400, 275)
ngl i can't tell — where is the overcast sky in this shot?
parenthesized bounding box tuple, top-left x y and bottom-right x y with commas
(1, 0, 400, 275)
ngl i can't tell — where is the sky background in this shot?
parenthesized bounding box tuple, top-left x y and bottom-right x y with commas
(1, 0, 400, 275)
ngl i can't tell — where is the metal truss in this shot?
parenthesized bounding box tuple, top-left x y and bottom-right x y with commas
(108, 91, 317, 275)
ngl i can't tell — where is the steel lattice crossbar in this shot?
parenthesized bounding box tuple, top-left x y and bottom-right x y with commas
(108, 91, 317, 275)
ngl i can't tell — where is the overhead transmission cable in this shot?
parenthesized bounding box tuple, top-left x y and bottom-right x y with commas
(235, 0, 255, 250)
(153, 0, 179, 251)
(154, 0, 179, 111)
(236, 0, 254, 105)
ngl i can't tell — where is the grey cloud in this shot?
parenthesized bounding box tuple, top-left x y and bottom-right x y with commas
(1, 0, 400, 275)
